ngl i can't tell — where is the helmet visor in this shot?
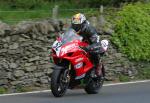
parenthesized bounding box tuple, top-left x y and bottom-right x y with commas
(72, 24, 81, 32)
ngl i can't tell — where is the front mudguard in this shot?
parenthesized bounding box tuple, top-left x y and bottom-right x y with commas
(47, 65, 65, 77)
(51, 64, 65, 70)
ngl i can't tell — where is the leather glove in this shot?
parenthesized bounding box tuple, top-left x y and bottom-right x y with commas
(79, 46, 89, 52)
(79, 43, 100, 53)
(101, 40, 109, 52)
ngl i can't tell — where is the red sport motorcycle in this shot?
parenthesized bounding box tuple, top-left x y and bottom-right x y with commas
(50, 29, 107, 97)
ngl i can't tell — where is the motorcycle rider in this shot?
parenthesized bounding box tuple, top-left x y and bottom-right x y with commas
(71, 13, 108, 76)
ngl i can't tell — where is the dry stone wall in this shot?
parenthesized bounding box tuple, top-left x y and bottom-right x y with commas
(0, 20, 57, 91)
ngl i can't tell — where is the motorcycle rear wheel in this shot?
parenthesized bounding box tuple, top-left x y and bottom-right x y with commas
(84, 77, 104, 94)
(51, 69, 69, 97)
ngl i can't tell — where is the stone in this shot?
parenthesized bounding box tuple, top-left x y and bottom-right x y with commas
(12, 21, 35, 34)
(34, 72, 43, 77)
(20, 34, 30, 39)
(37, 64, 51, 70)
(23, 79, 33, 85)
(8, 50, 17, 54)
(11, 35, 19, 42)
(4, 44, 9, 48)
(45, 63, 53, 68)
(25, 66, 37, 72)
(45, 68, 52, 74)
(24, 63, 33, 67)
(14, 70, 25, 77)
(37, 36, 45, 42)
(7, 72, 13, 79)
(29, 56, 40, 62)
(10, 81, 23, 85)
(107, 60, 114, 64)
(10, 63, 18, 69)
(32, 78, 38, 82)
(24, 51, 31, 57)
(39, 60, 48, 65)
(115, 53, 122, 58)
(40, 77, 48, 84)
(0, 21, 11, 36)
(104, 28, 114, 35)
(44, 57, 51, 61)
(0, 30, 5, 36)
(25, 73, 34, 78)
(36, 21, 55, 34)
(128, 70, 133, 77)
(98, 15, 106, 27)
(0, 79, 8, 85)
(5, 36, 11, 42)
(0, 49, 7, 53)
(18, 37, 27, 42)
(9, 43, 19, 50)
(1, 61, 9, 69)
(34, 46, 47, 52)
(115, 67, 124, 74)
(89, 16, 98, 28)
(20, 41, 32, 47)
(0, 70, 7, 79)
(114, 63, 122, 67)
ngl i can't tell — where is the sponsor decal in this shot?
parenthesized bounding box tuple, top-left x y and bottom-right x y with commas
(74, 62, 83, 69)
(75, 74, 85, 79)
(61, 44, 76, 56)
(75, 58, 83, 62)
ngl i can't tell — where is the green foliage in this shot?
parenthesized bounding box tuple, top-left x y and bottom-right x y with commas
(0, 0, 149, 10)
(0, 10, 51, 24)
(112, 3, 150, 61)
(0, 0, 149, 24)
(0, 87, 7, 94)
(137, 67, 150, 79)
(15, 85, 33, 92)
(119, 74, 130, 82)
(0, 0, 52, 10)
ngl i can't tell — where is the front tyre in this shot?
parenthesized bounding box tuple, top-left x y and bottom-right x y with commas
(51, 69, 69, 97)
(84, 77, 104, 94)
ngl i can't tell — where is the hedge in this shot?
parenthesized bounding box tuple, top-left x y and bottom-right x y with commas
(112, 3, 150, 61)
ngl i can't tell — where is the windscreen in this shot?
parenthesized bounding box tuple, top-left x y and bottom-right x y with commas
(60, 29, 83, 45)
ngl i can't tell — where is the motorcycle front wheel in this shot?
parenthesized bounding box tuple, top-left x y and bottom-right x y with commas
(51, 69, 69, 97)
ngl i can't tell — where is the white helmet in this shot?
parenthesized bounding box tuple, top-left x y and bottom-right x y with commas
(71, 13, 86, 32)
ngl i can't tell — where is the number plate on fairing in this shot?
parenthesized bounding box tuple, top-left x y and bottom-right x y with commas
(52, 40, 62, 57)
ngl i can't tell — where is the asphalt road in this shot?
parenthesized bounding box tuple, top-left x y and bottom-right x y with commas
(0, 81, 150, 103)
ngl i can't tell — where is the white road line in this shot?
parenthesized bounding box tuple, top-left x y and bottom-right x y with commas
(0, 90, 51, 97)
(0, 80, 150, 97)
(103, 80, 150, 86)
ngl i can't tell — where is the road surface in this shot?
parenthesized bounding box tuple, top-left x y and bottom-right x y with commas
(0, 81, 150, 103)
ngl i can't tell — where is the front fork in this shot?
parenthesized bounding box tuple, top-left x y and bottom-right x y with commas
(63, 63, 71, 83)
